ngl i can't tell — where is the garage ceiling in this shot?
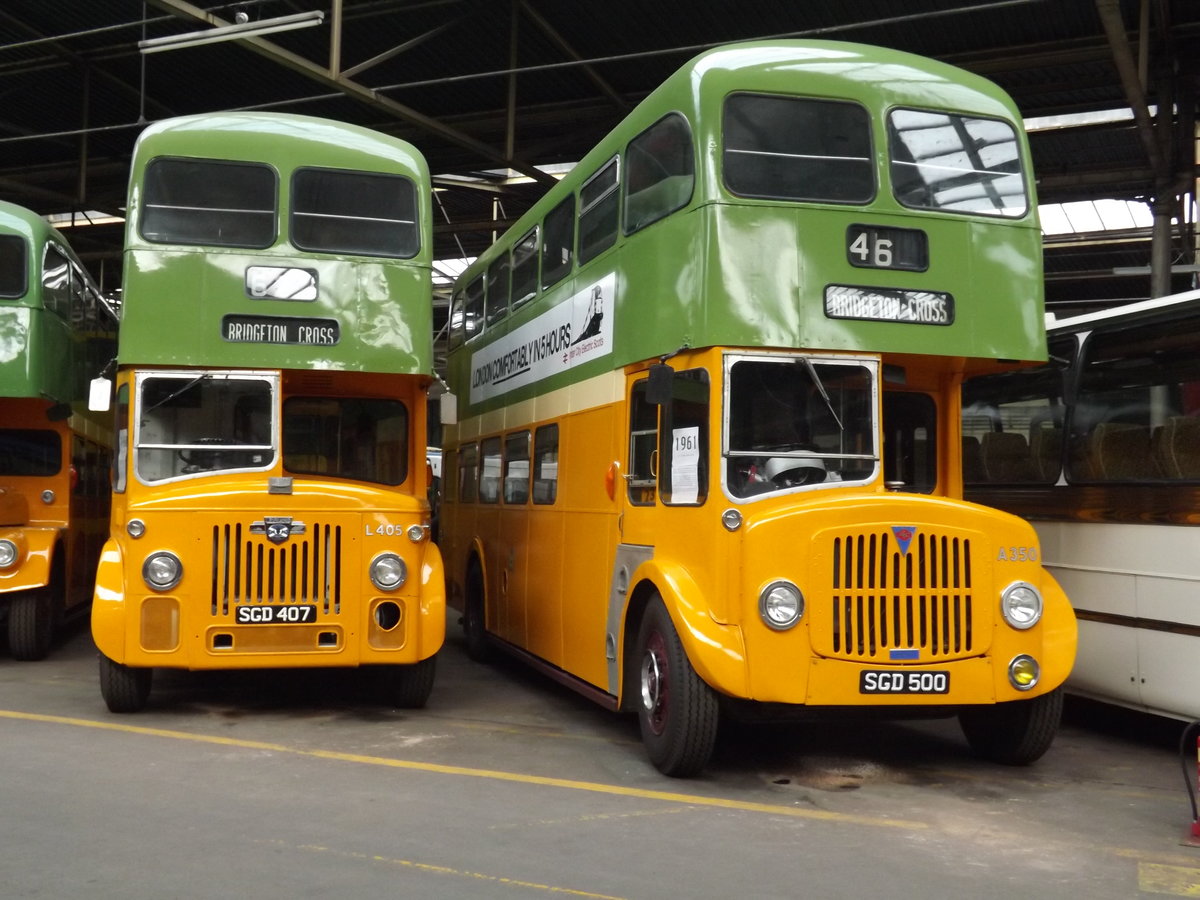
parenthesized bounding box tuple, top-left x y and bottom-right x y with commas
(1, 0, 1197, 321)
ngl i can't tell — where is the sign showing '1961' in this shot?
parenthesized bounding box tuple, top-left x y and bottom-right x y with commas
(221, 314, 340, 346)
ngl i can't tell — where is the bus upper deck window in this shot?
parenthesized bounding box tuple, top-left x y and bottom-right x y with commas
(0, 235, 27, 298)
(579, 157, 619, 264)
(141, 157, 276, 249)
(462, 277, 484, 341)
(511, 228, 539, 308)
(722, 94, 873, 204)
(292, 168, 419, 258)
(888, 109, 1027, 218)
(624, 113, 694, 234)
(541, 196, 575, 289)
(485, 255, 510, 325)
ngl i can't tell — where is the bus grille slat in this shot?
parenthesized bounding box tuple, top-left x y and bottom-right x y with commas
(830, 531, 973, 659)
(210, 523, 341, 615)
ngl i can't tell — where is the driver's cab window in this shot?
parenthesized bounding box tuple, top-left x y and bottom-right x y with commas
(136, 373, 275, 483)
(724, 354, 876, 499)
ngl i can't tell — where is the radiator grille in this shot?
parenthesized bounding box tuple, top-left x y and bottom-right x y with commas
(830, 530, 973, 660)
(210, 522, 342, 616)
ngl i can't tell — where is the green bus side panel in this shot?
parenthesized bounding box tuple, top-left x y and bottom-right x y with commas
(118, 249, 433, 374)
(0, 307, 94, 402)
(453, 201, 1045, 419)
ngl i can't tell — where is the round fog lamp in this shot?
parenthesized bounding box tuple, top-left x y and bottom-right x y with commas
(759, 580, 803, 631)
(0, 539, 18, 569)
(143, 551, 182, 591)
(1001, 581, 1043, 630)
(1008, 654, 1040, 691)
(127, 519, 146, 539)
(406, 524, 427, 543)
(369, 553, 407, 591)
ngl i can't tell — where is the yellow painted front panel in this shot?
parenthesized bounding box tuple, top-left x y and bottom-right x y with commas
(95, 498, 442, 670)
(805, 656, 996, 705)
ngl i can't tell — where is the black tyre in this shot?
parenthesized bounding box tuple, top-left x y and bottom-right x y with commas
(98, 654, 153, 713)
(634, 596, 719, 777)
(959, 687, 1063, 765)
(462, 560, 491, 662)
(382, 655, 437, 708)
(8, 589, 54, 661)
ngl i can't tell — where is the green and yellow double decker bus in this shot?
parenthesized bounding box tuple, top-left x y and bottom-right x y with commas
(0, 201, 116, 660)
(439, 40, 1077, 775)
(91, 113, 443, 711)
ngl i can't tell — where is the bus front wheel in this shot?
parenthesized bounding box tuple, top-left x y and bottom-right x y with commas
(634, 596, 719, 777)
(380, 655, 437, 708)
(7, 589, 54, 661)
(958, 687, 1063, 765)
(98, 654, 152, 713)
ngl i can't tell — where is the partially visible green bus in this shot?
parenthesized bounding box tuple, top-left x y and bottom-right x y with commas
(91, 113, 443, 711)
(0, 200, 116, 659)
(439, 40, 1076, 775)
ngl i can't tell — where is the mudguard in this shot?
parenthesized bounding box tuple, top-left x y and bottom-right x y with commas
(627, 557, 747, 699)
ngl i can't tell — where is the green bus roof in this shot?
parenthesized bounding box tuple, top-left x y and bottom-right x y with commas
(119, 112, 434, 375)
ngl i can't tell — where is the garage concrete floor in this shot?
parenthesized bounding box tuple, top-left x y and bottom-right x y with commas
(3, 615, 1199, 899)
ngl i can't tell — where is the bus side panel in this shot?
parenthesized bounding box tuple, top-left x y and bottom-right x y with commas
(476, 504, 503, 640)
(524, 504, 565, 667)
(499, 503, 530, 648)
(558, 404, 621, 689)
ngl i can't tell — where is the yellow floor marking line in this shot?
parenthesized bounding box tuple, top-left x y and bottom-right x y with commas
(1138, 862, 1200, 897)
(259, 839, 625, 899)
(1, 707, 923, 830)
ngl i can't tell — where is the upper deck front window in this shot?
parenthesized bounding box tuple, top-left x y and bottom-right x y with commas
(141, 158, 276, 248)
(135, 373, 275, 483)
(724, 354, 877, 499)
(291, 168, 419, 258)
(0, 235, 27, 299)
(888, 109, 1027, 217)
(723, 94, 873, 204)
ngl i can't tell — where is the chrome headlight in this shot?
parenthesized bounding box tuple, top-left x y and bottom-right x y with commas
(369, 553, 407, 591)
(1001, 581, 1043, 630)
(759, 580, 803, 631)
(142, 551, 182, 591)
(0, 539, 18, 569)
(1008, 654, 1041, 691)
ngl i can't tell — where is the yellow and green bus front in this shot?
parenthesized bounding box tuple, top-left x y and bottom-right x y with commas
(92, 113, 443, 711)
(441, 41, 1076, 775)
(0, 201, 114, 660)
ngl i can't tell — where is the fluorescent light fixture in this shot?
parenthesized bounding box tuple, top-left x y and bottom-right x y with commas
(139, 11, 324, 54)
